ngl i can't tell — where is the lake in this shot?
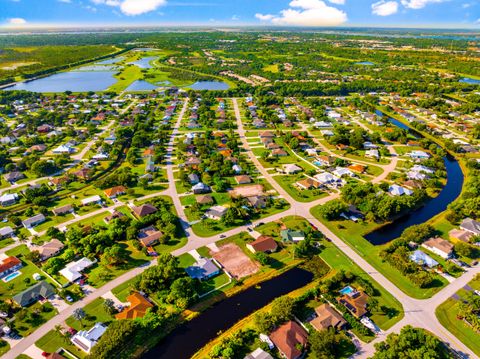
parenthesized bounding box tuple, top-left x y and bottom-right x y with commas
(188, 81, 230, 90)
(375, 109, 420, 137)
(4, 70, 117, 92)
(126, 80, 158, 91)
(142, 268, 313, 359)
(96, 56, 124, 65)
(459, 77, 480, 85)
(365, 114, 464, 245)
(131, 56, 157, 69)
(355, 61, 375, 66)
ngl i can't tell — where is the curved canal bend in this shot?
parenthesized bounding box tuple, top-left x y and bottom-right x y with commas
(365, 111, 465, 245)
(142, 268, 313, 359)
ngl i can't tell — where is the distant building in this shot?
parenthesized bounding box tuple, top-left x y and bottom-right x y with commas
(310, 303, 347, 331)
(244, 348, 274, 359)
(81, 195, 102, 206)
(59, 257, 95, 282)
(137, 226, 163, 247)
(115, 292, 153, 320)
(281, 229, 305, 242)
(410, 250, 438, 268)
(422, 237, 454, 259)
(0, 193, 19, 207)
(13, 281, 55, 307)
(52, 204, 74, 216)
(38, 238, 65, 261)
(103, 186, 126, 198)
(22, 214, 46, 229)
(186, 258, 220, 280)
(460, 218, 480, 236)
(269, 321, 308, 359)
(204, 205, 228, 220)
(132, 204, 158, 218)
(0, 226, 14, 239)
(246, 236, 278, 253)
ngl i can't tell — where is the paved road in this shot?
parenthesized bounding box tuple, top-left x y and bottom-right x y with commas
(3, 97, 477, 359)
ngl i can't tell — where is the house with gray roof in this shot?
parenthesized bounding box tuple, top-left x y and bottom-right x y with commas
(186, 258, 220, 280)
(460, 218, 480, 236)
(13, 281, 55, 307)
(22, 214, 46, 228)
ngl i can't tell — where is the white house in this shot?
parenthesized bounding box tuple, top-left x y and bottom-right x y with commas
(71, 323, 107, 353)
(52, 144, 75, 154)
(0, 193, 19, 207)
(389, 184, 413, 196)
(332, 167, 354, 178)
(81, 195, 102, 206)
(59, 257, 95, 282)
(365, 149, 379, 159)
(283, 164, 302, 174)
(204, 206, 228, 220)
(409, 150, 430, 160)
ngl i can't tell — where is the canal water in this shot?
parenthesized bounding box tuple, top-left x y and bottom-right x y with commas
(142, 268, 313, 359)
(365, 111, 464, 245)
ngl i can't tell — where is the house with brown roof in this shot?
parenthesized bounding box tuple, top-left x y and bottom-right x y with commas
(247, 236, 278, 253)
(235, 175, 252, 184)
(269, 321, 308, 359)
(0, 256, 22, 279)
(196, 194, 214, 205)
(132, 204, 157, 218)
(115, 292, 153, 320)
(38, 238, 65, 261)
(422, 237, 454, 259)
(247, 195, 268, 209)
(52, 204, 74, 216)
(338, 290, 369, 318)
(296, 178, 321, 190)
(73, 168, 91, 181)
(310, 303, 346, 332)
(137, 225, 163, 247)
(449, 228, 474, 243)
(271, 149, 288, 157)
(104, 210, 125, 224)
(104, 185, 127, 198)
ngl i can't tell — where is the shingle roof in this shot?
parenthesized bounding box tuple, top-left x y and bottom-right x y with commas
(13, 281, 55, 307)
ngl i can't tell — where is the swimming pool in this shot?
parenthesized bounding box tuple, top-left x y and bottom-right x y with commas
(339, 285, 355, 296)
(2, 271, 21, 282)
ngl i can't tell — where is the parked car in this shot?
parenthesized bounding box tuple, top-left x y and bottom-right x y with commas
(65, 295, 73, 302)
(220, 234, 226, 238)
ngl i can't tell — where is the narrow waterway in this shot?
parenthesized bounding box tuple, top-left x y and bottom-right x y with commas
(142, 268, 313, 359)
(365, 111, 464, 244)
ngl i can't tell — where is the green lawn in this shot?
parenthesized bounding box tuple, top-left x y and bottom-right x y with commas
(0, 340, 9, 356)
(198, 272, 231, 295)
(111, 277, 137, 302)
(435, 276, 480, 357)
(36, 330, 86, 359)
(178, 253, 196, 268)
(14, 302, 58, 336)
(273, 174, 328, 202)
(65, 297, 115, 331)
(310, 206, 447, 299)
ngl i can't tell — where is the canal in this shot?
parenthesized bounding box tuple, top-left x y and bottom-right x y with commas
(142, 267, 313, 359)
(365, 111, 464, 245)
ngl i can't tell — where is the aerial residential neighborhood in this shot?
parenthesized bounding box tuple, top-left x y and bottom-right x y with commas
(0, 4, 479, 359)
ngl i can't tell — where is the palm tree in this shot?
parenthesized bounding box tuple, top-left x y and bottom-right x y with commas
(103, 298, 115, 315)
(72, 308, 86, 328)
(54, 324, 70, 345)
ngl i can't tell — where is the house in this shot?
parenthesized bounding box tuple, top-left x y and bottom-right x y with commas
(232, 164, 242, 174)
(81, 195, 102, 206)
(188, 173, 200, 185)
(205, 205, 228, 220)
(52, 204, 74, 216)
(271, 149, 288, 157)
(338, 289, 369, 318)
(389, 184, 413, 196)
(296, 178, 321, 190)
(4, 171, 24, 183)
(73, 168, 91, 181)
(460, 218, 480, 236)
(410, 250, 438, 268)
(137, 226, 164, 247)
(38, 238, 65, 261)
(71, 323, 107, 353)
(12, 281, 55, 307)
(245, 348, 274, 359)
(0, 256, 22, 279)
(185, 258, 220, 280)
(104, 186, 126, 198)
(310, 303, 347, 332)
(449, 228, 474, 243)
(0, 226, 14, 239)
(192, 182, 211, 194)
(281, 229, 305, 242)
(0, 193, 19, 207)
(247, 195, 268, 209)
(196, 195, 214, 205)
(235, 175, 252, 184)
(246, 236, 278, 253)
(365, 149, 379, 159)
(104, 211, 125, 224)
(422, 237, 454, 259)
(22, 214, 46, 229)
(283, 164, 302, 174)
(52, 144, 75, 154)
(269, 321, 308, 359)
(115, 292, 153, 320)
(59, 257, 95, 282)
(314, 172, 341, 186)
(132, 204, 157, 218)
(333, 167, 354, 178)
(363, 141, 378, 150)
(409, 150, 430, 160)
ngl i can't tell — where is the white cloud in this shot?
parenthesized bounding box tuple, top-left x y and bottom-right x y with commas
(231, 15, 239, 21)
(255, 13, 275, 21)
(7, 17, 27, 25)
(400, 0, 446, 9)
(91, 0, 166, 15)
(372, 0, 399, 15)
(255, 0, 347, 26)
(328, 0, 345, 4)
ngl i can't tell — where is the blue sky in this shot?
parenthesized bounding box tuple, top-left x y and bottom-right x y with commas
(1, 0, 479, 28)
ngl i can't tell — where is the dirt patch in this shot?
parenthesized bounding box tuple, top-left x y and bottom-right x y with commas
(212, 243, 259, 279)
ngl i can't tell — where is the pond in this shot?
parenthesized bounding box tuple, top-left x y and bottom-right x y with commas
(365, 114, 464, 245)
(126, 80, 158, 92)
(96, 56, 124, 65)
(142, 267, 313, 359)
(459, 77, 480, 85)
(375, 110, 420, 137)
(131, 56, 157, 69)
(4, 70, 117, 93)
(188, 81, 230, 90)
(355, 61, 375, 66)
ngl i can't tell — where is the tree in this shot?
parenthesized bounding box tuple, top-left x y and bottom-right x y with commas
(26, 250, 41, 263)
(254, 312, 275, 333)
(319, 200, 348, 220)
(103, 298, 116, 315)
(88, 320, 138, 359)
(270, 296, 295, 324)
(134, 254, 180, 294)
(254, 252, 270, 265)
(309, 328, 351, 359)
(372, 326, 450, 359)
(167, 277, 198, 308)
(72, 308, 86, 328)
